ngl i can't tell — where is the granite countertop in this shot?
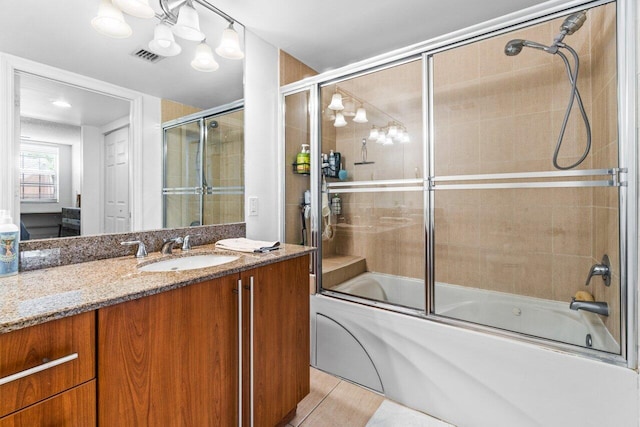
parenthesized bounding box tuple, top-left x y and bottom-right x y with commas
(0, 243, 314, 334)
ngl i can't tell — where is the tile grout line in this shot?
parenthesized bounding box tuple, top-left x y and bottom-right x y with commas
(295, 379, 344, 427)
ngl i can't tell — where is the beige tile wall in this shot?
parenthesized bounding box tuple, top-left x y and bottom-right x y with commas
(433, 3, 620, 340)
(281, 51, 318, 246)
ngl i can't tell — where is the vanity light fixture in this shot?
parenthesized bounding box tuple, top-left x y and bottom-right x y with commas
(91, 0, 245, 73)
(113, 0, 155, 19)
(191, 41, 219, 72)
(368, 126, 379, 140)
(91, 0, 133, 39)
(343, 99, 356, 117)
(387, 123, 398, 138)
(215, 23, 244, 59)
(334, 112, 348, 127)
(353, 105, 368, 123)
(148, 21, 182, 56)
(383, 136, 394, 146)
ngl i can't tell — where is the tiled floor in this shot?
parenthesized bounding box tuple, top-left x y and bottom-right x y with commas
(288, 368, 454, 427)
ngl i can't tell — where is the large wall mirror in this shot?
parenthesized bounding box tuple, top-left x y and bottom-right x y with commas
(0, 0, 244, 240)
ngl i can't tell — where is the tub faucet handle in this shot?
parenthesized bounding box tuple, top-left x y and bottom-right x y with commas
(585, 254, 611, 287)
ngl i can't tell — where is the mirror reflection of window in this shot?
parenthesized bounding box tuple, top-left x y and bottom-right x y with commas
(20, 142, 59, 202)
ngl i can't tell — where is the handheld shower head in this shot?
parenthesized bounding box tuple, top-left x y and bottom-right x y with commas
(560, 11, 587, 35)
(504, 39, 525, 56)
(504, 39, 550, 56)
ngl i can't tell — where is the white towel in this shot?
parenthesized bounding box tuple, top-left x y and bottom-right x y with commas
(215, 238, 280, 253)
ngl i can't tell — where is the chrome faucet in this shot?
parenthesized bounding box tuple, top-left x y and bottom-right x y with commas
(161, 237, 184, 255)
(585, 255, 611, 287)
(569, 298, 609, 316)
(120, 240, 147, 258)
(182, 235, 192, 251)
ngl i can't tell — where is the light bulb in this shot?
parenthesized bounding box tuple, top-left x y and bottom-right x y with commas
(149, 22, 181, 57)
(328, 93, 344, 111)
(113, 0, 155, 19)
(334, 112, 347, 127)
(353, 106, 368, 123)
(191, 42, 219, 72)
(91, 0, 132, 39)
(215, 23, 244, 59)
(172, 1, 204, 41)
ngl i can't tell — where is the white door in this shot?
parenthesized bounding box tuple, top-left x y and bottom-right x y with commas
(104, 126, 130, 233)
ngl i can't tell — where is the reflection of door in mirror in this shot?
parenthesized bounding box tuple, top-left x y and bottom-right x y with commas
(18, 72, 131, 239)
(104, 126, 130, 233)
(163, 107, 244, 228)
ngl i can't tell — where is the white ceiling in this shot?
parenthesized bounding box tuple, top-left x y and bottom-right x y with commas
(19, 73, 130, 127)
(2, 0, 554, 123)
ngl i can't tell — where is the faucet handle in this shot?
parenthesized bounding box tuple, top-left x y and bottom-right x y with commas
(182, 235, 192, 251)
(121, 240, 147, 258)
(585, 254, 611, 287)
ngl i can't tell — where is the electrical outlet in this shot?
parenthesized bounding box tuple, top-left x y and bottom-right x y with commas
(248, 196, 258, 216)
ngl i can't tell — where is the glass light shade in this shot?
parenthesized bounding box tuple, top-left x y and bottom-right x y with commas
(383, 136, 394, 146)
(172, 2, 205, 41)
(215, 24, 244, 59)
(387, 124, 398, 138)
(148, 22, 181, 56)
(334, 112, 347, 127)
(91, 0, 132, 39)
(376, 133, 386, 144)
(113, 0, 155, 19)
(394, 128, 404, 142)
(353, 107, 368, 123)
(368, 126, 379, 140)
(191, 42, 219, 72)
(343, 100, 356, 116)
(324, 109, 336, 121)
(328, 93, 344, 111)
(401, 133, 411, 143)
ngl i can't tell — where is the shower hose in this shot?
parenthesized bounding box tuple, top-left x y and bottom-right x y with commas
(553, 43, 592, 170)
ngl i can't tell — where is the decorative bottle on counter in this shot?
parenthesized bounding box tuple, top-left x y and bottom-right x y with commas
(0, 210, 19, 277)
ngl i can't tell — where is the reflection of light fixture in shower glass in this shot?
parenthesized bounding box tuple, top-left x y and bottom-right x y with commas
(343, 99, 356, 117)
(383, 136, 394, 146)
(91, 0, 133, 38)
(334, 112, 348, 127)
(353, 105, 368, 123)
(376, 133, 386, 144)
(191, 41, 219, 72)
(149, 21, 182, 56)
(328, 93, 345, 111)
(387, 123, 398, 138)
(215, 22, 244, 59)
(52, 99, 72, 108)
(368, 126, 379, 140)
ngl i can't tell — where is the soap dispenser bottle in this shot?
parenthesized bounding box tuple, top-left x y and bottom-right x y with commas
(0, 210, 19, 277)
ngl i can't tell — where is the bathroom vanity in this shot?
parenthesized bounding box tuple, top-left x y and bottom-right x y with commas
(0, 244, 312, 426)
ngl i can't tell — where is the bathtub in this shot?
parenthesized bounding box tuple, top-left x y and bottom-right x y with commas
(330, 272, 618, 353)
(312, 272, 636, 426)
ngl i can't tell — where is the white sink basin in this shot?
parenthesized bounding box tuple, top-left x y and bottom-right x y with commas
(138, 254, 239, 272)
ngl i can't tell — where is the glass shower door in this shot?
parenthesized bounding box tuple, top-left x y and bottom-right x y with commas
(163, 108, 245, 227)
(163, 119, 203, 228)
(318, 59, 426, 312)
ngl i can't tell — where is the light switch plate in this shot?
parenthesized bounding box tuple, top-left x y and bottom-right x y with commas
(248, 196, 258, 216)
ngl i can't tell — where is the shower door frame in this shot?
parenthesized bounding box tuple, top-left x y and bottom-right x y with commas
(279, 0, 637, 368)
(162, 100, 244, 228)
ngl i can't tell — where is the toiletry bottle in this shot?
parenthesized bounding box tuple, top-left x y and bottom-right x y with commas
(331, 195, 342, 215)
(0, 210, 19, 277)
(329, 150, 336, 171)
(296, 144, 310, 174)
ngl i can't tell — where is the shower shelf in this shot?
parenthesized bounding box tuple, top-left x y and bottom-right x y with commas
(291, 162, 310, 175)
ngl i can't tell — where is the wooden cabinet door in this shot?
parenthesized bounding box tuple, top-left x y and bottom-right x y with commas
(0, 380, 96, 427)
(0, 311, 95, 417)
(242, 255, 310, 427)
(98, 276, 239, 426)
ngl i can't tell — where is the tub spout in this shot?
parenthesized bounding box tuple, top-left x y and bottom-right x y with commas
(569, 297, 609, 316)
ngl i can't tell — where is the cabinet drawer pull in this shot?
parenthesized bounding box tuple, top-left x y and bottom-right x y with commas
(0, 353, 79, 386)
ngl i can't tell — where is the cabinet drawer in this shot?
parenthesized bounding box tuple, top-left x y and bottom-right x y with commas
(0, 380, 96, 427)
(0, 311, 95, 417)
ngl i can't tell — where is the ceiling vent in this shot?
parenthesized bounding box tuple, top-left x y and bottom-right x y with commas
(131, 48, 164, 64)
